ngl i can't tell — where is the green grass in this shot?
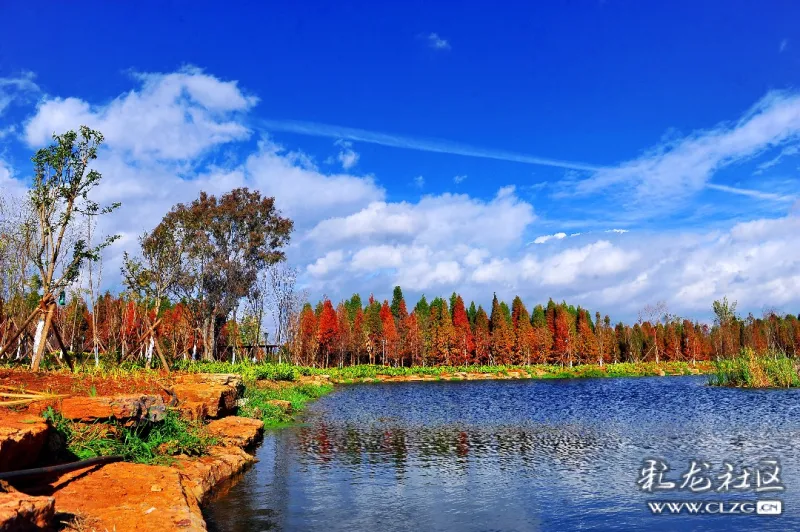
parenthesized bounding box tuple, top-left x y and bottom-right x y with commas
(286, 360, 701, 381)
(237, 381, 334, 428)
(709, 349, 800, 388)
(42, 407, 217, 465)
(174, 360, 300, 382)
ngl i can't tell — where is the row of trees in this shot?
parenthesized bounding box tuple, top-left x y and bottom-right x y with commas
(288, 290, 800, 368)
(1, 127, 798, 369)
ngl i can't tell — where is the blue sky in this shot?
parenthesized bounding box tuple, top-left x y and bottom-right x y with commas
(1, 1, 799, 321)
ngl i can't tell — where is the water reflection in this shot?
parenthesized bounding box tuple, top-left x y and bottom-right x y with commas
(206, 377, 800, 531)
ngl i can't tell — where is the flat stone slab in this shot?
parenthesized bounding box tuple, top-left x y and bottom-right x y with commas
(0, 481, 55, 531)
(56, 395, 166, 422)
(205, 417, 264, 448)
(0, 411, 50, 473)
(52, 462, 206, 531)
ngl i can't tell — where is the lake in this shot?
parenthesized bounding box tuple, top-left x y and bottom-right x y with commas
(204, 376, 800, 531)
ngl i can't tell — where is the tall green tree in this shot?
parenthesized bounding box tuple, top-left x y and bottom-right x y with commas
(28, 127, 120, 369)
(390, 286, 405, 320)
(148, 188, 292, 360)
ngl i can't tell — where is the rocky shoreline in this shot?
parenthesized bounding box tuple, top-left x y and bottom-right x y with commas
(0, 373, 265, 531)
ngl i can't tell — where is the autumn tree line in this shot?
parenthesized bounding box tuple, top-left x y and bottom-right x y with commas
(289, 290, 800, 368)
(1, 127, 798, 369)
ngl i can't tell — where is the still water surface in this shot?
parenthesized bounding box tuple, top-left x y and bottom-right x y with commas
(205, 376, 800, 531)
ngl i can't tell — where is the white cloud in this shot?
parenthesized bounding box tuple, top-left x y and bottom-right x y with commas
(427, 33, 451, 51)
(705, 183, 795, 202)
(0, 72, 39, 116)
(573, 91, 800, 212)
(307, 186, 534, 251)
(333, 139, 359, 170)
(246, 140, 383, 223)
(606, 229, 629, 234)
(307, 250, 345, 277)
(453, 174, 467, 184)
(414, 175, 425, 188)
(24, 66, 257, 160)
(258, 118, 601, 171)
(756, 144, 799, 172)
(780, 39, 789, 53)
(532, 232, 567, 244)
(0, 159, 27, 200)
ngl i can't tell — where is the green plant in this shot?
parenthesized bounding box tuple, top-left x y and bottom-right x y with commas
(42, 408, 216, 464)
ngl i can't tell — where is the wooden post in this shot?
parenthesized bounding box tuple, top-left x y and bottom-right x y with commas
(0, 310, 41, 359)
(50, 318, 75, 371)
(152, 336, 171, 373)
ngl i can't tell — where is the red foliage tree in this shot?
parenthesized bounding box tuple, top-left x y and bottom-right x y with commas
(317, 299, 339, 368)
(452, 295, 474, 365)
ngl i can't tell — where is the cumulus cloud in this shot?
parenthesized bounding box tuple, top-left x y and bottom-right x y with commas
(307, 186, 534, 251)
(307, 250, 345, 277)
(24, 66, 257, 160)
(245, 141, 383, 223)
(453, 174, 467, 184)
(414, 175, 425, 188)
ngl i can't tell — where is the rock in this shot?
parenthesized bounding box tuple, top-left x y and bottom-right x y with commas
(0, 480, 55, 531)
(205, 417, 264, 448)
(297, 375, 331, 386)
(57, 395, 166, 422)
(266, 399, 293, 413)
(51, 462, 206, 532)
(0, 411, 50, 473)
(172, 446, 255, 505)
(179, 401, 209, 422)
(173, 374, 242, 419)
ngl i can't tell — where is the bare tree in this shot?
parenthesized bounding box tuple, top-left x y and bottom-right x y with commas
(84, 214, 103, 366)
(267, 263, 299, 356)
(639, 301, 668, 363)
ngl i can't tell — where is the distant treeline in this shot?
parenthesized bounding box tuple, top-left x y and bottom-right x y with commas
(1, 286, 797, 368)
(289, 290, 799, 367)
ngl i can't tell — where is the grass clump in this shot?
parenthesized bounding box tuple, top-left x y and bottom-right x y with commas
(43, 407, 216, 465)
(709, 348, 800, 388)
(237, 381, 333, 428)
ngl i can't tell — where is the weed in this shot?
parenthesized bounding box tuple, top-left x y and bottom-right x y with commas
(42, 407, 216, 464)
(709, 348, 800, 388)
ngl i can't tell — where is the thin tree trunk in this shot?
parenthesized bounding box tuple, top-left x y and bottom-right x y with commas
(31, 306, 54, 371)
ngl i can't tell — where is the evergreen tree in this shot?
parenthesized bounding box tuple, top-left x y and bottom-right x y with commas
(390, 286, 405, 320)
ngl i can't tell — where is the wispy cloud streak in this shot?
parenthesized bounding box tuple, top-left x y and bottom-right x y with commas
(256, 118, 604, 172)
(705, 183, 796, 202)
